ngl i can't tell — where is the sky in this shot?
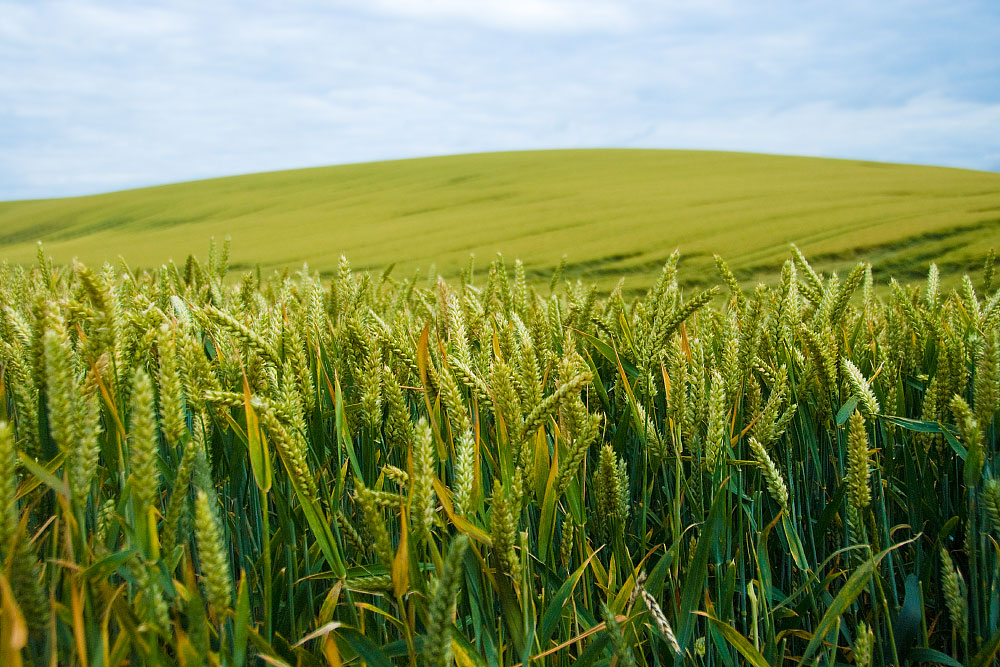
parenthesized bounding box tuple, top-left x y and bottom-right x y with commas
(0, 0, 998, 200)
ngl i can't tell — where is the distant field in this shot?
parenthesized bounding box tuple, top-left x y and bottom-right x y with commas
(1, 149, 998, 290)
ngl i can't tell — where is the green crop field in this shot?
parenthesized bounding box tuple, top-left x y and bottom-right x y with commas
(3, 151, 1000, 666)
(1, 149, 999, 290)
(1, 246, 999, 665)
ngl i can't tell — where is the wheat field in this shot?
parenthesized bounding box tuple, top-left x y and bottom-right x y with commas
(0, 241, 998, 665)
(2, 150, 1000, 292)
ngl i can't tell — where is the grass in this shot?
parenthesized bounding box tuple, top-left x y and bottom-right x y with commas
(1, 149, 999, 290)
(1, 245, 999, 665)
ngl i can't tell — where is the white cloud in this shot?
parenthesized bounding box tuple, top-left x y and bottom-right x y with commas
(0, 0, 997, 198)
(57, 2, 191, 39)
(351, 0, 636, 32)
(630, 94, 1000, 169)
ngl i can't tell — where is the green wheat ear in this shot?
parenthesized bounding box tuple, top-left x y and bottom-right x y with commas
(423, 534, 469, 666)
(194, 489, 233, 618)
(71, 385, 102, 503)
(601, 601, 638, 667)
(748, 436, 789, 514)
(0, 422, 18, 546)
(489, 476, 522, 583)
(940, 547, 968, 638)
(156, 322, 187, 444)
(355, 484, 395, 570)
(129, 369, 161, 520)
(983, 479, 1000, 535)
(842, 358, 880, 418)
(596, 444, 629, 544)
(974, 332, 999, 427)
(854, 621, 874, 667)
(845, 411, 872, 512)
(452, 429, 475, 517)
(162, 431, 202, 556)
(129, 554, 169, 634)
(410, 418, 437, 546)
(42, 312, 81, 458)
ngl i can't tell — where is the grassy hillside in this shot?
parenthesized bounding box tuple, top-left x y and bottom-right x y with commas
(1, 149, 998, 290)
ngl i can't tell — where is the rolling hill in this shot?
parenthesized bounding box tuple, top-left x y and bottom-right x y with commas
(1, 149, 999, 290)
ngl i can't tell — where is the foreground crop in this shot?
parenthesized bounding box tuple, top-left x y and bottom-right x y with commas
(0, 243, 999, 666)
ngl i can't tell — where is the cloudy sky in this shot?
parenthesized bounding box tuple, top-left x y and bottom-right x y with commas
(1, 0, 998, 200)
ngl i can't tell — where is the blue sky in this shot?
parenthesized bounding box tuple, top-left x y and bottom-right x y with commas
(1, 0, 998, 200)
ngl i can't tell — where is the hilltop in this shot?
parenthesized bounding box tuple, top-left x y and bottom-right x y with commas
(1, 149, 998, 289)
